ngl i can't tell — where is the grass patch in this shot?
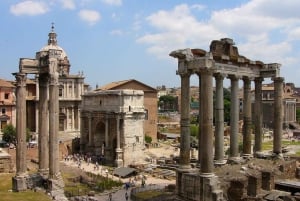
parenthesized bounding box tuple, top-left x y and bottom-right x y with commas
(62, 167, 123, 197)
(135, 190, 164, 199)
(0, 173, 52, 201)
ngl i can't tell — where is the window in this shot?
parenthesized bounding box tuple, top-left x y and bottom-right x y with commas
(1, 108, 6, 114)
(59, 88, 63, 97)
(4, 93, 9, 99)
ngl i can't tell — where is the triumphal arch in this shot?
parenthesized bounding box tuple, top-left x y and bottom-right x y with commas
(170, 38, 284, 201)
(12, 25, 67, 200)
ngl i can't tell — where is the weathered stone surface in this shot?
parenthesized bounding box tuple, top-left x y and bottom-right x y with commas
(227, 178, 247, 201)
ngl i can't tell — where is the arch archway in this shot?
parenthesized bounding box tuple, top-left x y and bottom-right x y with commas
(94, 121, 105, 156)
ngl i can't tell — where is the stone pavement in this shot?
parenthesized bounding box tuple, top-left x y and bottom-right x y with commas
(63, 159, 175, 201)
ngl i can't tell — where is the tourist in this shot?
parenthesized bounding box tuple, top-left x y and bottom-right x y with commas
(125, 192, 129, 201)
(108, 193, 112, 201)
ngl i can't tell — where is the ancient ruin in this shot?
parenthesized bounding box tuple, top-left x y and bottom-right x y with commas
(12, 25, 68, 200)
(170, 38, 286, 201)
(80, 89, 146, 167)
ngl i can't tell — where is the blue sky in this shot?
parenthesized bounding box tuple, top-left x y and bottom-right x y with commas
(1, 0, 300, 89)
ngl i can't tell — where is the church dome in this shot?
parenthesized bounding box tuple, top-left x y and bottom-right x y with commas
(39, 24, 68, 59)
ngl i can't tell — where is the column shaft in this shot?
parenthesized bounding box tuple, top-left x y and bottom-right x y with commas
(105, 118, 109, 147)
(38, 74, 49, 172)
(49, 71, 60, 178)
(214, 73, 225, 163)
(88, 115, 92, 146)
(179, 73, 191, 169)
(242, 77, 252, 156)
(200, 71, 214, 174)
(229, 75, 239, 158)
(15, 73, 27, 176)
(254, 78, 263, 153)
(273, 77, 284, 154)
(198, 73, 202, 165)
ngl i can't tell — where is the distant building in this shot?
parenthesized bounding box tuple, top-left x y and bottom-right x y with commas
(80, 89, 145, 167)
(96, 79, 158, 142)
(0, 79, 16, 133)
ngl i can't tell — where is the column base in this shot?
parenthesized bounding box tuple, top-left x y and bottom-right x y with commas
(272, 153, 283, 159)
(200, 172, 215, 178)
(242, 154, 252, 159)
(38, 168, 49, 178)
(115, 159, 123, 167)
(214, 159, 227, 166)
(12, 175, 28, 192)
(228, 157, 244, 164)
(178, 164, 191, 170)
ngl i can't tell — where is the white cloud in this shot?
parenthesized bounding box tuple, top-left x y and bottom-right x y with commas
(110, 29, 123, 36)
(60, 0, 76, 10)
(137, 0, 300, 64)
(101, 0, 122, 6)
(78, 9, 101, 25)
(10, 1, 49, 16)
(136, 4, 223, 58)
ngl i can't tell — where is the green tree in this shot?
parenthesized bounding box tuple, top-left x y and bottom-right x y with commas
(159, 95, 177, 112)
(2, 124, 16, 144)
(145, 135, 152, 144)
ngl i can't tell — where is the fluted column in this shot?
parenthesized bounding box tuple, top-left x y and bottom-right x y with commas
(38, 73, 49, 174)
(200, 71, 214, 174)
(179, 72, 191, 169)
(242, 77, 252, 157)
(49, 68, 60, 179)
(229, 75, 240, 159)
(254, 77, 264, 154)
(15, 73, 27, 176)
(214, 73, 225, 164)
(273, 77, 284, 155)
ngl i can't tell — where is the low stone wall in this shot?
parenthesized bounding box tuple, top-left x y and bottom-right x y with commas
(0, 151, 13, 173)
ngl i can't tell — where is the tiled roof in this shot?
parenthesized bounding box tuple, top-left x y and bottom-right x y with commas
(0, 79, 15, 88)
(96, 79, 157, 92)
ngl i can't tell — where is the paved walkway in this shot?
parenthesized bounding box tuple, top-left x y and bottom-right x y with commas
(63, 159, 175, 201)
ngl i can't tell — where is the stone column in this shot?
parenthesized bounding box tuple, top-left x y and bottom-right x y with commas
(15, 73, 27, 176)
(197, 73, 202, 166)
(229, 75, 240, 160)
(242, 77, 252, 157)
(115, 116, 123, 167)
(273, 77, 284, 155)
(38, 73, 49, 174)
(49, 69, 60, 179)
(88, 115, 92, 146)
(105, 118, 109, 147)
(80, 115, 86, 152)
(179, 72, 191, 169)
(214, 73, 225, 165)
(254, 77, 263, 154)
(200, 71, 214, 174)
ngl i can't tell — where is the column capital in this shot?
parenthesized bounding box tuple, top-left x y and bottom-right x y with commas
(254, 77, 264, 83)
(228, 74, 241, 81)
(242, 76, 254, 82)
(14, 73, 27, 87)
(214, 73, 226, 80)
(178, 71, 191, 78)
(272, 76, 284, 83)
